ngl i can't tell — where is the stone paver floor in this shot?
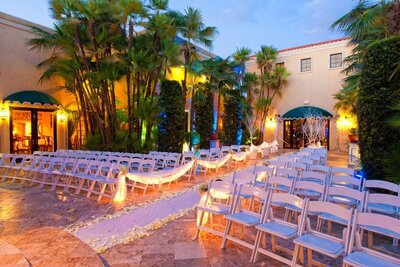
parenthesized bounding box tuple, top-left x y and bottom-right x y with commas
(0, 151, 362, 266)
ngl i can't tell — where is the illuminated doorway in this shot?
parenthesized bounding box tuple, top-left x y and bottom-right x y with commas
(10, 108, 57, 154)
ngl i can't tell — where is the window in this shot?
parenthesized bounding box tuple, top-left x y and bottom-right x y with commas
(276, 62, 285, 68)
(300, 58, 311, 72)
(330, 53, 342, 68)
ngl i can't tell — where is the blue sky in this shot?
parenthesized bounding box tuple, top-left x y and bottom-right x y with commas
(1, 0, 355, 57)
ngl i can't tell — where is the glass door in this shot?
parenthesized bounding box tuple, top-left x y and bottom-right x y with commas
(11, 109, 56, 154)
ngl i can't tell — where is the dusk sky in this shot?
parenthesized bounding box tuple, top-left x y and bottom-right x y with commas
(1, 0, 355, 57)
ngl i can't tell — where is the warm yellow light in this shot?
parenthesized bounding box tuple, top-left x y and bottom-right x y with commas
(266, 118, 277, 129)
(337, 115, 356, 130)
(58, 112, 68, 123)
(183, 142, 190, 153)
(0, 106, 9, 120)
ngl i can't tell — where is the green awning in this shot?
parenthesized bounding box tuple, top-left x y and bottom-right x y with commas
(4, 90, 61, 107)
(282, 106, 333, 120)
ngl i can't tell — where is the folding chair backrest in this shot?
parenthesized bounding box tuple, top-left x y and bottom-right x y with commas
(98, 162, 115, 180)
(198, 150, 210, 160)
(308, 164, 330, 175)
(108, 156, 120, 164)
(294, 181, 326, 200)
(128, 159, 142, 172)
(221, 146, 231, 156)
(118, 157, 132, 168)
(142, 154, 154, 161)
(301, 147, 316, 154)
(299, 170, 327, 184)
(207, 180, 237, 208)
(331, 167, 354, 177)
(265, 193, 307, 224)
(232, 185, 269, 215)
(276, 168, 298, 179)
(61, 158, 77, 173)
(267, 160, 287, 169)
(287, 162, 308, 172)
(306, 201, 353, 232)
(326, 186, 365, 211)
(232, 171, 257, 185)
(140, 159, 155, 172)
(346, 212, 400, 266)
(73, 159, 91, 175)
(278, 156, 295, 163)
(209, 148, 221, 159)
(97, 155, 109, 162)
(296, 158, 313, 165)
(365, 192, 400, 212)
(330, 175, 362, 190)
(131, 153, 143, 159)
(252, 165, 274, 179)
(362, 180, 399, 195)
(181, 151, 195, 164)
(266, 176, 294, 193)
(87, 160, 102, 176)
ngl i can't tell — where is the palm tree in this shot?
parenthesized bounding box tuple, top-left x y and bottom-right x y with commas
(174, 7, 218, 98)
(256, 45, 277, 100)
(232, 47, 252, 86)
(331, 0, 400, 113)
(198, 57, 238, 132)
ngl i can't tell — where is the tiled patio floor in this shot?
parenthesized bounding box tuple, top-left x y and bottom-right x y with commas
(0, 151, 355, 266)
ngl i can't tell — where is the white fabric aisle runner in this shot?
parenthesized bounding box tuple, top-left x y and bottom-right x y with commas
(75, 190, 201, 250)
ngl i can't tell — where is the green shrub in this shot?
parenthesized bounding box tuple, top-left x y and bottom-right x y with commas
(158, 80, 185, 152)
(223, 90, 244, 145)
(358, 36, 400, 180)
(193, 85, 213, 149)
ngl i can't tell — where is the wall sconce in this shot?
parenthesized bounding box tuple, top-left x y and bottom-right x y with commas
(337, 115, 355, 130)
(58, 112, 67, 123)
(266, 117, 277, 129)
(0, 107, 9, 120)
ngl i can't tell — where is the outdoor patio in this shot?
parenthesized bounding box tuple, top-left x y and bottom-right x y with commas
(0, 151, 355, 266)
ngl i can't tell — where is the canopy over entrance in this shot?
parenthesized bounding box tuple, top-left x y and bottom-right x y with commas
(4, 90, 61, 108)
(282, 106, 333, 120)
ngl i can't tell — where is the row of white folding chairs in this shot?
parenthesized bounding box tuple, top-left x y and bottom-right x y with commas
(235, 167, 400, 221)
(196, 180, 400, 266)
(55, 149, 182, 161)
(1, 155, 120, 201)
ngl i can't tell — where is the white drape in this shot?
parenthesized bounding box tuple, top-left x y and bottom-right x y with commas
(125, 160, 195, 185)
(197, 154, 231, 169)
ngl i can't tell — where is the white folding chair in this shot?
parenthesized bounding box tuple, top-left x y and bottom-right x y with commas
(330, 175, 362, 190)
(252, 165, 274, 188)
(293, 180, 326, 201)
(195, 180, 237, 239)
(251, 193, 308, 265)
(344, 212, 400, 267)
(292, 201, 353, 266)
(276, 168, 299, 180)
(298, 170, 327, 184)
(221, 185, 270, 252)
(287, 162, 308, 172)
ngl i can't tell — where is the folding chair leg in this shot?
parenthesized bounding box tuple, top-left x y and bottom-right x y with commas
(194, 211, 205, 240)
(291, 244, 300, 267)
(251, 230, 262, 263)
(307, 249, 313, 267)
(86, 181, 96, 197)
(97, 183, 107, 201)
(221, 220, 233, 249)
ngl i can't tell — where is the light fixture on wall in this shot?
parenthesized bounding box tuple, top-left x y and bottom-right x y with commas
(266, 117, 277, 129)
(0, 106, 9, 120)
(58, 112, 67, 123)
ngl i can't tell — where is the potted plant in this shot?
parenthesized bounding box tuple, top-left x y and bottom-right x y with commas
(243, 112, 259, 159)
(348, 128, 358, 143)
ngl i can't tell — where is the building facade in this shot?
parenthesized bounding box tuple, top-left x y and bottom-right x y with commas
(247, 37, 355, 151)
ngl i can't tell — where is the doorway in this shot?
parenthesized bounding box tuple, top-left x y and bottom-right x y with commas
(10, 108, 57, 154)
(283, 118, 330, 150)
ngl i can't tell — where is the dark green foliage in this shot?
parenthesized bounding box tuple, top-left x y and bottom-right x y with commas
(193, 85, 213, 149)
(223, 90, 243, 145)
(358, 37, 400, 181)
(158, 80, 185, 152)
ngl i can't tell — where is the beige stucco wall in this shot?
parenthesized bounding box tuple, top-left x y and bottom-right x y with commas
(0, 12, 69, 153)
(247, 38, 353, 151)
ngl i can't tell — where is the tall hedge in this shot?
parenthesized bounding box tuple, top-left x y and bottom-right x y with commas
(193, 87, 213, 149)
(158, 80, 185, 152)
(358, 37, 400, 180)
(223, 90, 243, 145)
